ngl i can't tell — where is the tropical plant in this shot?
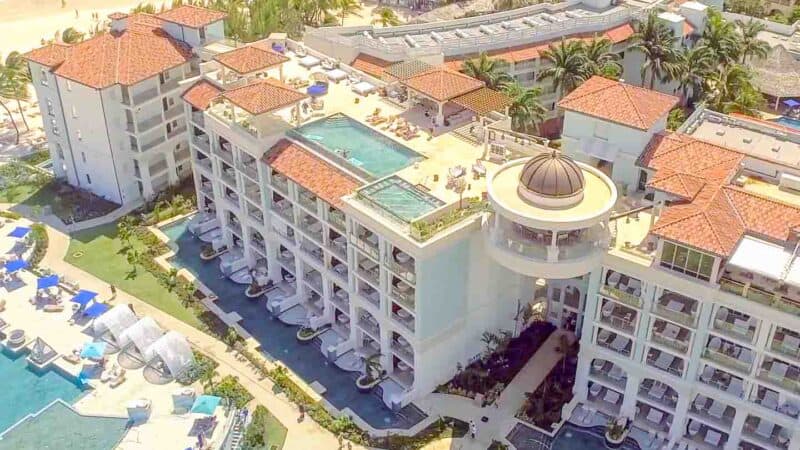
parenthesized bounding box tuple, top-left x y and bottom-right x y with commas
(735, 19, 770, 63)
(606, 417, 628, 440)
(701, 9, 740, 65)
(371, 7, 401, 27)
(630, 11, 679, 89)
(704, 63, 761, 115)
(667, 107, 687, 130)
(462, 53, 512, 90)
(725, 0, 766, 17)
(131, 3, 157, 14)
(671, 45, 714, 105)
(336, 0, 361, 26)
(361, 353, 384, 382)
(539, 38, 589, 98)
(581, 37, 621, 78)
(493, 0, 530, 11)
(60, 27, 85, 44)
(503, 81, 546, 134)
(3, 52, 31, 132)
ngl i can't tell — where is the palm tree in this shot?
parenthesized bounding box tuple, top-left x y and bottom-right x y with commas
(0, 71, 21, 144)
(60, 27, 85, 44)
(722, 86, 764, 116)
(371, 7, 401, 27)
(462, 53, 511, 90)
(704, 64, 757, 113)
(630, 11, 679, 89)
(735, 19, 770, 63)
(503, 81, 546, 134)
(2, 52, 31, 132)
(701, 9, 740, 65)
(336, 0, 361, 26)
(539, 38, 588, 98)
(581, 37, 621, 78)
(671, 45, 714, 105)
(493, 0, 528, 11)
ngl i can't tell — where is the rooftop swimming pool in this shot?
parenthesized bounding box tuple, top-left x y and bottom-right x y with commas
(288, 114, 423, 180)
(771, 116, 800, 130)
(0, 350, 87, 434)
(358, 176, 444, 222)
(0, 401, 128, 450)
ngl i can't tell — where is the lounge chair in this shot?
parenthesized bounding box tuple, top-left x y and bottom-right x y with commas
(0, 298, 4, 312)
(110, 370, 127, 388)
(44, 304, 64, 313)
(63, 353, 81, 364)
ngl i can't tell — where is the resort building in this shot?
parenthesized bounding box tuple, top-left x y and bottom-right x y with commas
(22, 6, 227, 206)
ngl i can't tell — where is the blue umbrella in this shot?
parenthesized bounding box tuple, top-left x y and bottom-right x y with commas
(307, 83, 327, 97)
(71, 290, 98, 307)
(4, 259, 27, 273)
(80, 341, 107, 359)
(7, 226, 30, 238)
(83, 302, 109, 318)
(784, 99, 800, 108)
(36, 275, 59, 290)
(190, 395, 222, 415)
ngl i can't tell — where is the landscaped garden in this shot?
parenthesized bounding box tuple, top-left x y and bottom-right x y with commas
(244, 405, 288, 450)
(436, 321, 555, 405)
(517, 335, 579, 431)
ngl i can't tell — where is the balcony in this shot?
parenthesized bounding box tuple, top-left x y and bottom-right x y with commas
(164, 105, 183, 121)
(215, 145, 234, 165)
(646, 349, 684, 377)
(192, 134, 210, 153)
(599, 300, 636, 335)
(251, 237, 266, 255)
(684, 420, 728, 450)
(589, 359, 626, 390)
(167, 123, 187, 140)
(129, 86, 159, 105)
(298, 191, 318, 214)
(758, 359, 800, 394)
(633, 402, 671, 434)
(221, 166, 237, 189)
(328, 208, 346, 233)
(392, 306, 415, 333)
(690, 394, 735, 429)
(272, 226, 296, 247)
(652, 290, 698, 328)
(703, 336, 753, 374)
(239, 162, 258, 181)
(391, 336, 414, 364)
(751, 385, 800, 418)
(299, 242, 324, 266)
(200, 181, 213, 197)
(304, 270, 323, 294)
(600, 270, 642, 308)
(390, 278, 415, 311)
(357, 257, 379, 287)
(248, 208, 264, 225)
(771, 328, 800, 362)
(387, 250, 415, 285)
(191, 110, 205, 127)
(358, 312, 380, 340)
(329, 233, 347, 260)
(196, 157, 212, 174)
(330, 258, 348, 284)
(331, 287, 350, 312)
(720, 276, 800, 317)
(587, 383, 622, 417)
(271, 174, 289, 195)
(651, 319, 691, 353)
(160, 77, 181, 93)
(743, 417, 790, 450)
(245, 188, 261, 206)
(273, 198, 294, 223)
(299, 216, 323, 243)
(597, 328, 631, 357)
(277, 249, 295, 272)
(713, 307, 756, 343)
(358, 282, 380, 309)
(224, 191, 240, 211)
(140, 134, 166, 152)
(354, 230, 379, 260)
(700, 365, 745, 398)
(638, 379, 678, 410)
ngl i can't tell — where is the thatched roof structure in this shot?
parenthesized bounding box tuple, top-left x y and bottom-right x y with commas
(750, 45, 800, 98)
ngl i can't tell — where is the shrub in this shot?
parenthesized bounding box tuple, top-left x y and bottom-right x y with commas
(178, 351, 218, 385)
(208, 375, 253, 409)
(29, 224, 48, 267)
(0, 210, 21, 220)
(243, 405, 286, 450)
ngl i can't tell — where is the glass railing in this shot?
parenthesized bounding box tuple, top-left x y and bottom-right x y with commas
(387, 259, 415, 285)
(358, 318, 380, 338)
(703, 348, 752, 374)
(391, 287, 415, 311)
(131, 87, 159, 105)
(653, 303, 697, 328)
(298, 195, 318, 214)
(600, 315, 635, 335)
(599, 284, 641, 308)
(329, 210, 346, 232)
(758, 369, 800, 394)
(272, 176, 289, 195)
(651, 332, 689, 353)
(771, 340, 800, 360)
(391, 341, 414, 364)
(355, 236, 379, 260)
(720, 277, 800, 317)
(357, 265, 380, 286)
(713, 318, 755, 342)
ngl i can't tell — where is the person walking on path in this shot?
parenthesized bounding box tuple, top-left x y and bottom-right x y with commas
(470, 420, 477, 439)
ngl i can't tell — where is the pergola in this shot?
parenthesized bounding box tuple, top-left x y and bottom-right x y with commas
(397, 67, 486, 126)
(749, 45, 800, 109)
(211, 78, 308, 137)
(213, 44, 290, 83)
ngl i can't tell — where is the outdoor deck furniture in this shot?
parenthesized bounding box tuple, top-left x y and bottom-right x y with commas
(63, 353, 81, 364)
(704, 430, 722, 446)
(756, 420, 775, 439)
(646, 408, 663, 425)
(603, 389, 620, 405)
(43, 304, 64, 312)
(298, 55, 320, 68)
(708, 400, 725, 419)
(688, 420, 701, 436)
(649, 383, 667, 400)
(762, 390, 779, 410)
(610, 335, 628, 352)
(589, 382, 602, 397)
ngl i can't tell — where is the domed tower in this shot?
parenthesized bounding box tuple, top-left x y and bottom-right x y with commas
(484, 151, 617, 279)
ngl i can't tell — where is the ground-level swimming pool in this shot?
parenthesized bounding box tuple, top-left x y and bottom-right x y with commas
(0, 401, 128, 450)
(0, 349, 87, 433)
(507, 422, 641, 450)
(160, 216, 427, 430)
(288, 113, 423, 180)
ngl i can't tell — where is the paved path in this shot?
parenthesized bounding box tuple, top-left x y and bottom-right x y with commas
(41, 226, 360, 450)
(417, 330, 570, 449)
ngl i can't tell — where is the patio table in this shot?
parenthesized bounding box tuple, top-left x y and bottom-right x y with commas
(704, 430, 722, 446)
(603, 389, 620, 404)
(666, 300, 684, 312)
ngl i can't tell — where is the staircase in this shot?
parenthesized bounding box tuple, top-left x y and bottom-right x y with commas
(222, 409, 248, 450)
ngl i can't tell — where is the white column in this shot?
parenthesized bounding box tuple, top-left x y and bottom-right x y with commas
(725, 408, 748, 450)
(668, 390, 692, 442)
(620, 373, 641, 418)
(789, 426, 800, 450)
(436, 101, 445, 126)
(573, 354, 592, 402)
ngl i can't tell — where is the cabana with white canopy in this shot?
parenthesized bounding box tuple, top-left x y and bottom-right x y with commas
(92, 304, 138, 348)
(144, 331, 194, 381)
(117, 317, 165, 366)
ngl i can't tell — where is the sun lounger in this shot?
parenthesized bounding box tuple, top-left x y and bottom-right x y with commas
(44, 304, 64, 312)
(110, 370, 127, 388)
(63, 353, 81, 364)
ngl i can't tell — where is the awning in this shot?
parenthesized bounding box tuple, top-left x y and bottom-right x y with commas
(71, 290, 98, 306)
(582, 138, 618, 162)
(728, 236, 790, 280)
(784, 99, 800, 108)
(8, 226, 30, 238)
(36, 275, 59, 290)
(4, 259, 27, 273)
(84, 302, 110, 318)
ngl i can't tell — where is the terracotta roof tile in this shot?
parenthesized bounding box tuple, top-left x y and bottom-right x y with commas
(264, 140, 361, 208)
(558, 76, 679, 130)
(182, 80, 222, 111)
(214, 46, 288, 74)
(351, 53, 392, 78)
(220, 78, 307, 115)
(156, 5, 227, 28)
(46, 14, 192, 88)
(23, 43, 72, 68)
(399, 67, 484, 102)
(108, 12, 128, 20)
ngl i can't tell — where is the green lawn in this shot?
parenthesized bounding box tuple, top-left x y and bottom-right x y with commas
(65, 222, 203, 329)
(262, 409, 288, 450)
(246, 405, 288, 450)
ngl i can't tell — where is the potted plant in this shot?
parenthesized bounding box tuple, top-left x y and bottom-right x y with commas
(296, 324, 329, 343)
(356, 354, 385, 392)
(605, 417, 629, 448)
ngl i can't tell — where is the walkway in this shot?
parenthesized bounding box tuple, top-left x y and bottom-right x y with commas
(417, 330, 570, 449)
(40, 226, 360, 450)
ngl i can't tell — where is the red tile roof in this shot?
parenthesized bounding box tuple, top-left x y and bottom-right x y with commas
(108, 12, 128, 20)
(214, 46, 289, 74)
(23, 43, 72, 68)
(264, 140, 361, 208)
(39, 14, 192, 89)
(558, 76, 679, 130)
(182, 80, 222, 111)
(400, 67, 484, 102)
(156, 5, 227, 28)
(220, 78, 307, 115)
(641, 132, 800, 256)
(351, 53, 392, 78)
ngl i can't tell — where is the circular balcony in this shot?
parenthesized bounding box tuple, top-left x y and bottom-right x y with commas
(483, 216, 609, 279)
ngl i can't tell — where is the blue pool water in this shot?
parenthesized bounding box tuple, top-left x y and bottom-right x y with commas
(0, 401, 128, 450)
(359, 176, 444, 222)
(771, 116, 800, 130)
(551, 425, 639, 450)
(289, 114, 423, 179)
(0, 350, 87, 433)
(160, 217, 427, 430)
